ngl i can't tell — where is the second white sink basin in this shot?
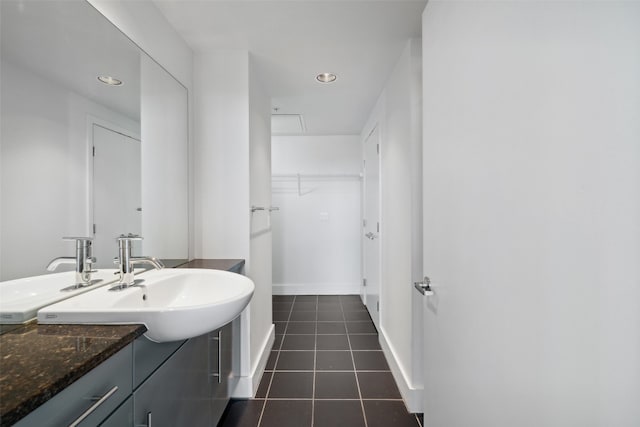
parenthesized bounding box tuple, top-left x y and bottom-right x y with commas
(0, 270, 118, 324)
(37, 268, 255, 342)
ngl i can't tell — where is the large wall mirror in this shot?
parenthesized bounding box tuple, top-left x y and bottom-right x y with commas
(0, 0, 189, 281)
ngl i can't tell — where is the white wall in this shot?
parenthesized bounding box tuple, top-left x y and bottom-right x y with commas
(421, 1, 640, 426)
(194, 50, 273, 397)
(271, 135, 362, 295)
(194, 51, 250, 260)
(272, 136, 362, 175)
(0, 60, 139, 280)
(248, 54, 274, 393)
(361, 38, 423, 411)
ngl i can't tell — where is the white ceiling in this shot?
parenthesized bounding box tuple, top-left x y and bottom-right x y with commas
(153, 0, 427, 135)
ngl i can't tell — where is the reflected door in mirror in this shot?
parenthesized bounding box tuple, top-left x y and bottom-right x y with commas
(93, 125, 142, 267)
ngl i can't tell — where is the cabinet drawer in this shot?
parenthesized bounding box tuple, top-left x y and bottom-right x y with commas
(15, 344, 133, 427)
(99, 396, 133, 426)
(133, 337, 185, 388)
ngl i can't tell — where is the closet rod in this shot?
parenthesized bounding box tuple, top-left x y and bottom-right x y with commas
(271, 173, 362, 179)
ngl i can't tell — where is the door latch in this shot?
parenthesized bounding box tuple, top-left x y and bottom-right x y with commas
(414, 276, 434, 296)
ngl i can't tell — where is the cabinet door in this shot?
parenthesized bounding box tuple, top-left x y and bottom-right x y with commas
(211, 322, 233, 423)
(133, 336, 185, 388)
(100, 396, 133, 426)
(133, 335, 210, 426)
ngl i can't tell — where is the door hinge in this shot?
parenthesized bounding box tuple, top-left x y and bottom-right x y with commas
(363, 278, 367, 287)
(377, 222, 380, 232)
(377, 143, 380, 155)
(363, 219, 367, 227)
(92, 146, 96, 157)
(93, 224, 96, 234)
(376, 301, 379, 312)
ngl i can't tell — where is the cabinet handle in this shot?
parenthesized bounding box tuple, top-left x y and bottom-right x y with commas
(134, 412, 152, 427)
(217, 330, 222, 383)
(68, 385, 118, 427)
(211, 330, 222, 383)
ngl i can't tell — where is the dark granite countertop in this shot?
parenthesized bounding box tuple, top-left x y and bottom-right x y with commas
(0, 323, 145, 426)
(0, 259, 244, 426)
(177, 258, 245, 271)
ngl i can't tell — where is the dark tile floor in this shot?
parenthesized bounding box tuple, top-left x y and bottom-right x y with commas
(218, 295, 422, 427)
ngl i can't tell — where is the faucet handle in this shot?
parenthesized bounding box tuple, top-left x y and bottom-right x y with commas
(116, 234, 143, 254)
(63, 236, 93, 241)
(62, 237, 94, 253)
(62, 236, 93, 246)
(117, 233, 142, 242)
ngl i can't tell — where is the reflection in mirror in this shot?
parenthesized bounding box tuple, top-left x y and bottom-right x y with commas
(0, 0, 189, 283)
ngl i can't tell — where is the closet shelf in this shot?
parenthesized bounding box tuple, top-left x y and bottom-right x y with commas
(271, 173, 362, 196)
(271, 173, 362, 180)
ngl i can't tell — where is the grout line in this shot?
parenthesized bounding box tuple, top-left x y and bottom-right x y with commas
(266, 349, 384, 352)
(311, 296, 318, 427)
(257, 296, 296, 426)
(359, 398, 406, 401)
(270, 369, 352, 373)
(262, 398, 314, 401)
(258, 397, 406, 401)
(343, 299, 369, 427)
(267, 369, 389, 373)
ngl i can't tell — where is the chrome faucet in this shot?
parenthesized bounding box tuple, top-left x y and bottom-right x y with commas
(47, 237, 101, 290)
(111, 234, 164, 290)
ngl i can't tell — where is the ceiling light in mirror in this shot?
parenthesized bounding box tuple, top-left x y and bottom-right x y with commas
(97, 75, 123, 86)
(316, 72, 336, 83)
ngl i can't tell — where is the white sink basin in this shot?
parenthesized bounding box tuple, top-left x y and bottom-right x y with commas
(37, 268, 255, 342)
(0, 270, 119, 324)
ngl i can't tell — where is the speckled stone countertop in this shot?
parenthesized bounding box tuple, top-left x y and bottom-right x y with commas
(0, 323, 145, 426)
(0, 259, 244, 426)
(177, 258, 245, 271)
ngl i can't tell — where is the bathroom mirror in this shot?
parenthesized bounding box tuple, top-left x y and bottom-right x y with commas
(0, 0, 189, 282)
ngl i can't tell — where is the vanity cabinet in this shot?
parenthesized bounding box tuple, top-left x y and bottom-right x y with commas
(14, 323, 234, 427)
(131, 323, 233, 426)
(133, 335, 210, 426)
(14, 345, 133, 427)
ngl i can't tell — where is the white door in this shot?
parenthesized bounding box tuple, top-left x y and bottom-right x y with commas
(363, 126, 380, 328)
(92, 124, 141, 267)
(421, 2, 640, 426)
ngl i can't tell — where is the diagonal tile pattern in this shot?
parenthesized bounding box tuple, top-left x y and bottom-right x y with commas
(218, 295, 422, 427)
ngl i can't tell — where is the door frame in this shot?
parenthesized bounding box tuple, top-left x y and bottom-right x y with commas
(362, 123, 382, 325)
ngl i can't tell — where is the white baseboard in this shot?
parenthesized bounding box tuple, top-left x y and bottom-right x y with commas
(379, 327, 423, 413)
(231, 324, 275, 398)
(272, 282, 360, 295)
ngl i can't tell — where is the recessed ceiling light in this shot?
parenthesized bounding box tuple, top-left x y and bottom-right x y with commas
(97, 75, 123, 86)
(316, 73, 337, 84)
